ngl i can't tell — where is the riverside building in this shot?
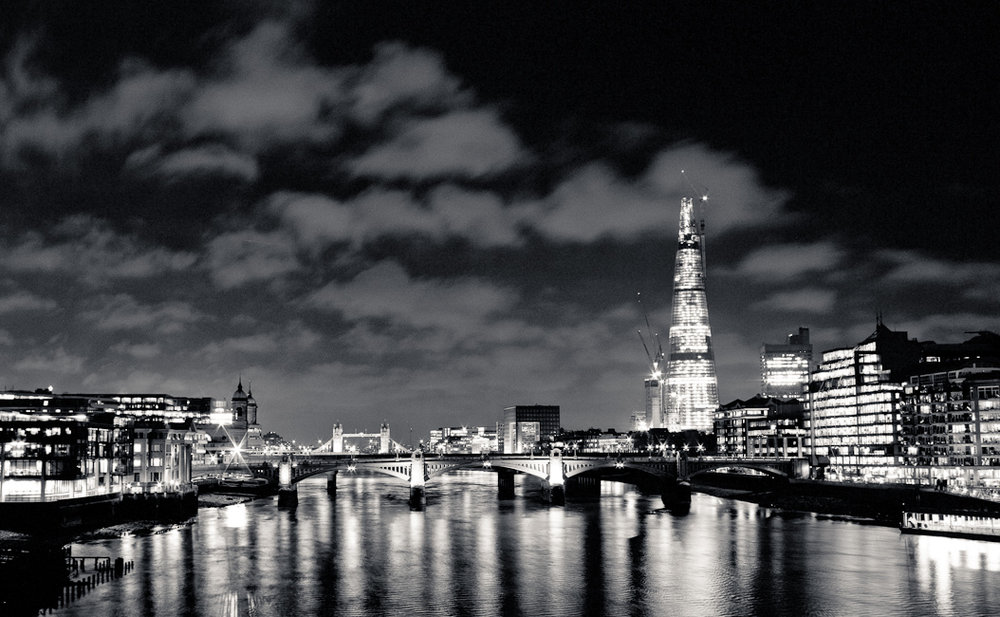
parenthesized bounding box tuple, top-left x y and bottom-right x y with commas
(806, 322, 919, 481)
(714, 396, 806, 459)
(0, 385, 224, 504)
(898, 365, 1000, 496)
(0, 392, 132, 503)
(806, 325, 1000, 490)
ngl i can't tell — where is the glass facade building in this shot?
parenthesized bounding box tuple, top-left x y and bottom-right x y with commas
(807, 343, 903, 480)
(665, 197, 719, 431)
(761, 327, 812, 398)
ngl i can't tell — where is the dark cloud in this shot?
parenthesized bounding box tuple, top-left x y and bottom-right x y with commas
(0, 3, 996, 442)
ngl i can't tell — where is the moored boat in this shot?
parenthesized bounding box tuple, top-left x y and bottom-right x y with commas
(219, 476, 269, 490)
(901, 510, 1000, 541)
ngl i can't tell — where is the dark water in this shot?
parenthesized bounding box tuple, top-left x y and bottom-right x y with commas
(51, 472, 1000, 616)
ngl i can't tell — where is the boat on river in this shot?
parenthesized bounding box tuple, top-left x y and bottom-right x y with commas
(219, 476, 269, 490)
(901, 510, 1000, 541)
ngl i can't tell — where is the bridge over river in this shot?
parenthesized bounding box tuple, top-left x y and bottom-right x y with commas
(195, 451, 809, 510)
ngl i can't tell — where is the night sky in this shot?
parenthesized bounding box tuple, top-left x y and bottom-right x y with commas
(1, 2, 997, 443)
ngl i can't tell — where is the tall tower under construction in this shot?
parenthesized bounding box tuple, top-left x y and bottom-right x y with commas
(664, 196, 719, 431)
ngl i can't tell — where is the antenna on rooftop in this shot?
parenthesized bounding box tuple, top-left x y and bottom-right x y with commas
(681, 169, 709, 203)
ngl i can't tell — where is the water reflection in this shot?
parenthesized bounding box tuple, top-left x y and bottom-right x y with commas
(51, 472, 1000, 617)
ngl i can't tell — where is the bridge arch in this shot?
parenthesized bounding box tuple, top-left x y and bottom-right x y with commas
(681, 462, 794, 481)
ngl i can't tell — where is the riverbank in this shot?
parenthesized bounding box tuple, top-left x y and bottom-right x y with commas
(691, 474, 1000, 525)
(68, 492, 259, 539)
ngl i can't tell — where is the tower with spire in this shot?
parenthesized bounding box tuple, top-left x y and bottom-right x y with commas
(664, 196, 719, 431)
(232, 377, 248, 423)
(230, 377, 263, 448)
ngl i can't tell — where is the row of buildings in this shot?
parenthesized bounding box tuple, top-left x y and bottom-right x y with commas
(708, 323, 1000, 497)
(0, 380, 261, 504)
(420, 406, 562, 455)
(648, 196, 1000, 496)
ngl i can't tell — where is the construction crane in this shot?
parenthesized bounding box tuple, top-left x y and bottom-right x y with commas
(636, 292, 664, 377)
(681, 169, 710, 253)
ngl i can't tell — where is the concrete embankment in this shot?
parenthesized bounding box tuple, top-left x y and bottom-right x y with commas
(0, 489, 198, 534)
(692, 473, 1000, 525)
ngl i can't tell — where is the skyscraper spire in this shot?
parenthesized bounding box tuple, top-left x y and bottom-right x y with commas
(664, 196, 719, 431)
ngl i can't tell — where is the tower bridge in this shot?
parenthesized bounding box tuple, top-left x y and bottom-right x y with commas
(249, 451, 809, 509)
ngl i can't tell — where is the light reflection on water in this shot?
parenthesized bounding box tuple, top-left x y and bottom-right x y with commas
(54, 471, 1000, 616)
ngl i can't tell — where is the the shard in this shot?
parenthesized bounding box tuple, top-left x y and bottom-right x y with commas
(664, 196, 719, 431)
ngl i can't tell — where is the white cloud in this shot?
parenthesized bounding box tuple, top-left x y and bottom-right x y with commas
(727, 242, 844, 280)
(524, 163, 667, 243)
(879, 249, 1000, 285)
(349, 42, 470, 125)
(1, 52, 195, 168)
(183, 21, 346, 149)
(351, 109, 529, 180)
(198, 322, 320, 359)
(0, 291, 58, 313)
(80, 294, 204, 334)
(271, 186, 525, 253)
(643, 143, 791, 234)
(426, 185, 523, 247)
(750, 288, 838, 313)
(305, 260, 517, 331)
(13, 347, 85, 374)
(125, 143, 259, 184)
(0, 216, 197, 285)
(109, 341, 162, 359)
(268, 192, 354, 250)
(204, 229, 300, 289)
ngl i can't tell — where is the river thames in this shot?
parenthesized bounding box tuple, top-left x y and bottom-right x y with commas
(50, 472, 1000, 617)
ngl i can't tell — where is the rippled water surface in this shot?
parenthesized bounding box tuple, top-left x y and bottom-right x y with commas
(53, 472, 1000, 616)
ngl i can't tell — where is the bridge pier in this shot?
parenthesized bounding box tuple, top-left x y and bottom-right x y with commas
(541, 481, 565, 505)
(277, 456, 298, 508)
(326, 470, 338, 496)
(542, 449, 566, 506)
(660, 478, 691, 511)
(409, 451, 426, 510)
(497, 469, 515, 499)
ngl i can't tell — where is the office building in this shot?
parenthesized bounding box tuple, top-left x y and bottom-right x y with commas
(714, 395, 806, 458)
(761, 327, 812, 398)
(805, 322, 917, 480)
(502, 405, 560, 453)
(664, 196, 719, 431)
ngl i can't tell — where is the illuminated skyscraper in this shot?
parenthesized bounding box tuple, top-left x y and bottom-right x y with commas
(761, 327, 813, 398)
(664, 196, 719, 431)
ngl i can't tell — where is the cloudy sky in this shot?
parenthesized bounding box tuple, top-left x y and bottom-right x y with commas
(1, 2, 997, 443)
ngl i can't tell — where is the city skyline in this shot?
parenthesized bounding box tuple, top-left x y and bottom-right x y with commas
(0, 3, 997, 443)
